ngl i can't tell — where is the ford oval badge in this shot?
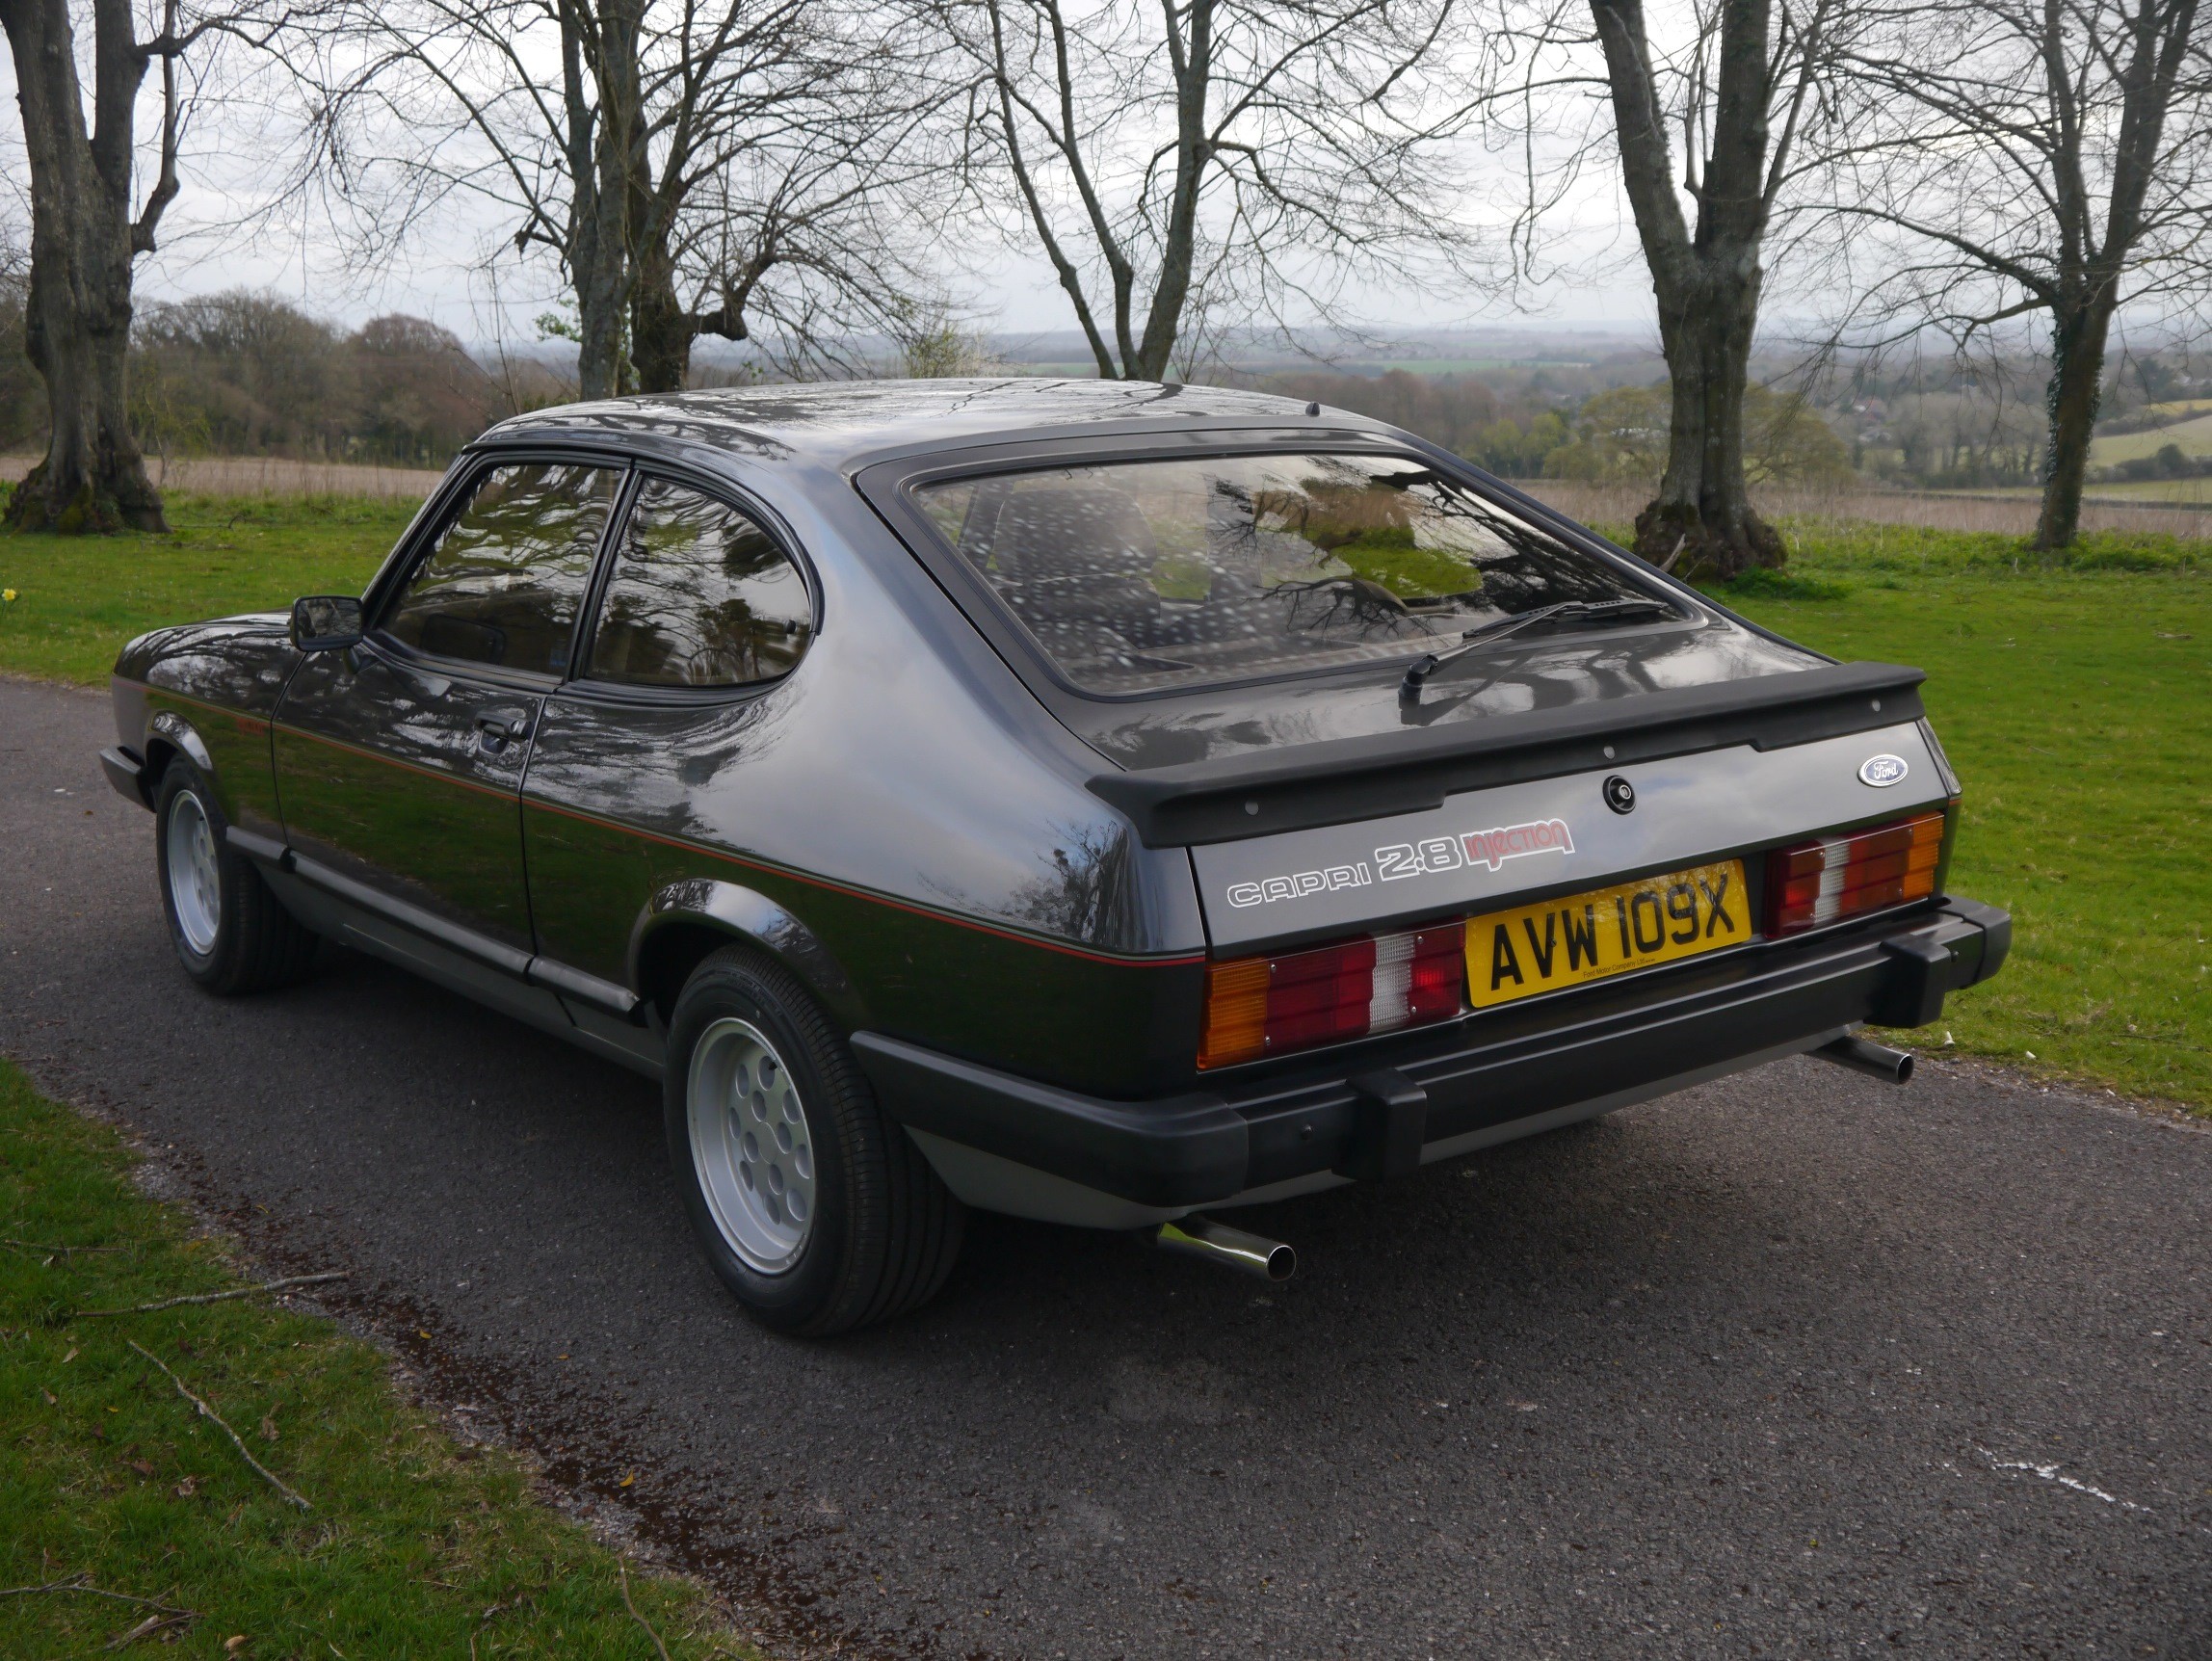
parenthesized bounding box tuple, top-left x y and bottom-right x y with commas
(1858, 753, 1909, 787)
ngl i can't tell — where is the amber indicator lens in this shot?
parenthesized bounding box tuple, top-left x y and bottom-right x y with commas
(1766, 811, 1945, 936)
(1198, 922, 1465, 1069)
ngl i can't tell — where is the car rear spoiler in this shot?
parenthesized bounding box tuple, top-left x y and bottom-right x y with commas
(1085, 660, 1928, 848)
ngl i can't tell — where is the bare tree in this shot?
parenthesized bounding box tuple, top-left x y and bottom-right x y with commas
(0, 0, 242, 530)
(311, 0, 941, 397)
(1811, 0, 2212, 548)
(1469, 0, 1845, 577)
(933, 0, 1476, 383)
(629, 80, 950, 388)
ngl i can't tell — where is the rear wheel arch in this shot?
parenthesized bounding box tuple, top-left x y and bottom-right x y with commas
(631, 880, 865, 1033)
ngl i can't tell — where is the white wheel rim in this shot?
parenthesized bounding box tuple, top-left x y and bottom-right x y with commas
(687, 1017, 816, 1274)
(166, 790, 222, 956)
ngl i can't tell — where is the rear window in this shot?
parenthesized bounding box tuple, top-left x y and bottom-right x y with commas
(911, 453, 1661, 695)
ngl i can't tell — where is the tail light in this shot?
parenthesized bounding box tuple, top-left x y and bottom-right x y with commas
(1766, 811, 1945, 936)
(1198, 922, 1465, 1069)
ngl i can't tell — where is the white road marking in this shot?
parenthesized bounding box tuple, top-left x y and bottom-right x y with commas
(1974, 1445, 2149, 1513)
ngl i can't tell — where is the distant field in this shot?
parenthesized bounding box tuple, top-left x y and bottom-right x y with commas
(1339, 357, 1593, 374)
(2090, 409, 2212, 465)
(1907, 478, 2212, 507)
(0, 454, 444, 500)
(2081, 476, 2212, 504)
(1523, 480, 2212, 540)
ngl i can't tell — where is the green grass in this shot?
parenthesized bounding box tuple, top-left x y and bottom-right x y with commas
(1706, 523, 2211, 1110)
(0, 1057, 746, 1659)
(0, 494, 412, 683)
(2089, 409, 2212, 465)
(5, 499, 2207, 1110)
(2080, 476, 2212, 505)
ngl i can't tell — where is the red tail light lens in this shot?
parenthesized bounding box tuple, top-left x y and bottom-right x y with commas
(1198, 922, 1465, 1069)
(1766, 812, 1945, 936)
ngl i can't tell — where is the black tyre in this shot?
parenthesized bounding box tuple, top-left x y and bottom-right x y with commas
(664, 946, 964, 1335)
(154, 758, 318, 995)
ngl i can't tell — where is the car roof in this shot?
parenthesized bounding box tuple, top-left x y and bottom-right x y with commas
(480, 378, 1399, 472)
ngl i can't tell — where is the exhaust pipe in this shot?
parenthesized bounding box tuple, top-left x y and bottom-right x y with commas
(1148, 1216, 1297, 1282)
(1817, 1033, 1915, 1085)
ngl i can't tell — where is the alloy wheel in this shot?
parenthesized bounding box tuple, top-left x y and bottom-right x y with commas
(686, 1016, 817, 1274)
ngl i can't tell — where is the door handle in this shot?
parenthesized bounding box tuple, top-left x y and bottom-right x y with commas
(473, 710, 532, 752)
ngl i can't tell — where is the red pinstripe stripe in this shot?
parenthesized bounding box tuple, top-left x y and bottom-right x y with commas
(524, 795, 1206, 967)
(137, 680, 1204, 969)
(274, 723, 518, 801)
(287, 715, 1209, 964)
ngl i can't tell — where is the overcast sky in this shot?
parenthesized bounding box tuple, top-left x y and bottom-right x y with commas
(0, 35, 1673, 356)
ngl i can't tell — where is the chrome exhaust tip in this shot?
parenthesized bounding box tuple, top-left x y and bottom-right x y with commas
(1817, 1033, 1915, 1085)
(1148, 1216, 1297, 1282)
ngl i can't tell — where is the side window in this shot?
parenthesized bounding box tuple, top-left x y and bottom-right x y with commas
(587, 478, 814, 688)
(380, 461, 621, 676)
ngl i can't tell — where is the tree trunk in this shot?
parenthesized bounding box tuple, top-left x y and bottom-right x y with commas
(1128, 0, 1212, 382)
(628, 234, 692, 394)
(558, 0, 638, 401)
(2032, 289, 2118, 550)
(1638, 248, 1783, 578)
(1592, 0, 1787, 581)
(1, 0, 164, 532)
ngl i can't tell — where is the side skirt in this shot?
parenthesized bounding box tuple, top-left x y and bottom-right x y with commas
(258, 863, 667, 1082)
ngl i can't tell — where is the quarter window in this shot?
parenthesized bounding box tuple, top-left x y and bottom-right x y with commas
(588, 478, 813, 688)
(381, 461, 620, 676)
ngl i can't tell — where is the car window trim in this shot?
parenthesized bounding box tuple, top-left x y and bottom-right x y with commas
(856, 435, 1703, 709)
(364, 447, 638, 687)
(566, 462, 822, 702)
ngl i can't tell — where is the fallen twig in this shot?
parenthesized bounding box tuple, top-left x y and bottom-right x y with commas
(0, 1576, 191, 1615)
(617, 1563, 672, 1661)
(107, 1610, 194, 1649)
(79, 1272, 348, 1318)
(127, 1339, 312, 1512)
(1, 1575, 198, 1648)
(3, 1237, 132, 1258)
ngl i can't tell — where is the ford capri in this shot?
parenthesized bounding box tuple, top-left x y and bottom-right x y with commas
(100, 380, 2010, 1333)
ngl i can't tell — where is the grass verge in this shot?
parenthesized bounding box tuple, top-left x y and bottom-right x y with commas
(0, 1057, 746, 1659)
(0, 494, 413, 684)
(1708, 524, 2210, 1111)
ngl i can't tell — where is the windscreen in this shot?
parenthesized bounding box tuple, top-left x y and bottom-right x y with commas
(912, 453, 1662, 695)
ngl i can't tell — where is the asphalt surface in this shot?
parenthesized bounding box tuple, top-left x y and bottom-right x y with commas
(5, 674, 2209, 1659)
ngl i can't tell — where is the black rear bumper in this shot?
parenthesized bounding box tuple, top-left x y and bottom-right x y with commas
(853, 896, 2012, 1208)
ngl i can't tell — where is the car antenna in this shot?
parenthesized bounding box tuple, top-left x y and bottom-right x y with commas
(1305, 401, 1321, 416)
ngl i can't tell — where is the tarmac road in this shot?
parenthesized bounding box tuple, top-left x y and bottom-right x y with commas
(5, 674, 2209, 1658)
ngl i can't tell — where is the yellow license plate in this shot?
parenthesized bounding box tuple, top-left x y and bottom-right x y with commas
(1465, 858, 1751, 1009)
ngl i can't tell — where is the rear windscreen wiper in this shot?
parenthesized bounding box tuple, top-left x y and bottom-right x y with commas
(1399, 598, 1682, 704)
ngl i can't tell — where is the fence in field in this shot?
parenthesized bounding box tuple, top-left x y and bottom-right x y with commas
(0, 454, 447, 501)
(5, 452, 2207, 538)
(1522, 481, 2212, 540)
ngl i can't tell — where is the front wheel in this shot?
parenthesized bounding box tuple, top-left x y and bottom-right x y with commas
(154, 759, 317, 995)
(664, 947, 963, 1335)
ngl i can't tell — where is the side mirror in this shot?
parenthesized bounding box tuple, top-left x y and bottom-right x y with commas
(290, 595, 364, 653)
